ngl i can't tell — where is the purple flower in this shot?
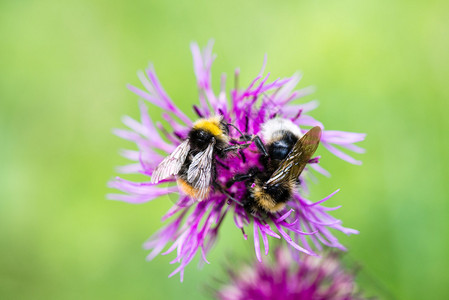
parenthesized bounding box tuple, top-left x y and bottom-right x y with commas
(108, 40, 365, 281)
(217, 247, 365, 300)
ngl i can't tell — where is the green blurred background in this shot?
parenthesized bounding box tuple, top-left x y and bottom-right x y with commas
(1, 0, 448, 299)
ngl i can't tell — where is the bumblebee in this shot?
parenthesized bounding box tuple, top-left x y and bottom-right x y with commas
(151, 116, 258, 201)
(227, 118, 322, 215)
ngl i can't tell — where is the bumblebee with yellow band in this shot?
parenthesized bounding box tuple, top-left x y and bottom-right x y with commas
(151, 116, 266, 201)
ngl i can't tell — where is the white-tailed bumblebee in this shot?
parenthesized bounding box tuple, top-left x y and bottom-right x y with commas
(227, 118, 322, 215)
(151, 116, 256, 201)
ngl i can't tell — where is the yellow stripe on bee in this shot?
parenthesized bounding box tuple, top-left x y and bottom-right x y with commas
(193, 117, 223, 136)
(253, 185, 286, 213)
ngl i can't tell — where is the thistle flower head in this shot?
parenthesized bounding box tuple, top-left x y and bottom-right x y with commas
(217, 248, 364, 300)
(108, 40, 365, 280)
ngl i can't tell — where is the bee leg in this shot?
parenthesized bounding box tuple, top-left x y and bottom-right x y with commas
(238, 134, 253, 141)
(238, 149, 246, 163)
(225, 135, 268, 158)
(226, 173, 255, 188)
(252, 135, 268, 157)
(223, 142, 254, 153)
(222, 145, 242, 153)
(237, 135, 268, 157)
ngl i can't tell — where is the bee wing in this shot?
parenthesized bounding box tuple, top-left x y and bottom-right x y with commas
(187, 139, 215, 201)
(266, 126, 322, 187)
(150, 140, 191, 183)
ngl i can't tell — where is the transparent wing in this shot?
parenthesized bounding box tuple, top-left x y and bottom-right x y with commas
(187, 140, 215, 201)
(266, 126, 321, 187)
(150, 140, 191, 183)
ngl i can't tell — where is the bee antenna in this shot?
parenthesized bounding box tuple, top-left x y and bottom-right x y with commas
(225, 122, 248, 141)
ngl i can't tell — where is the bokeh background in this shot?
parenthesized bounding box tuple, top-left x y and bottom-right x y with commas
(1, 0, 448, 299)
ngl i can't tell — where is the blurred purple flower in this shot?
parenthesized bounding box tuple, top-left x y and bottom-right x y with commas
(217, 247, 364, 300)
(108, 40, 365, 281)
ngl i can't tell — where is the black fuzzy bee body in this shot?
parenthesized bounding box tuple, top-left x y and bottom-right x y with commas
(228, 119, 321, 215)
